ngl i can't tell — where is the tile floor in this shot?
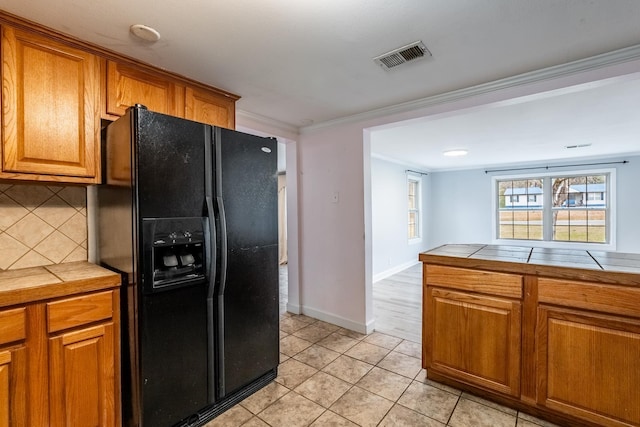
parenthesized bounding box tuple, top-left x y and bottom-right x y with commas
(203, 312, 559, 427)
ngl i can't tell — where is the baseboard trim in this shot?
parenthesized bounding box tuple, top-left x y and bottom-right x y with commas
(299, 305, 369, 335)
(285, 302, 301, 314)
(373, 260, 420, 283)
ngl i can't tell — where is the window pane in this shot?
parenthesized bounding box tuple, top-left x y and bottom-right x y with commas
(499, 210, 515, 239)
(551, 174, 607, 243)
(587, 209, 606, 243)
(408, 211, 417, 239)
(408, 180, 417, 210)
(497, 179, 543, 240)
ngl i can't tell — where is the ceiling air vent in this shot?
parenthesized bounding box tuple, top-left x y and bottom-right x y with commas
(374, 41, 431, 70)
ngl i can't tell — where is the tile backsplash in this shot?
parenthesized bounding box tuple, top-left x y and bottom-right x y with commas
(0, 183, 87, 270)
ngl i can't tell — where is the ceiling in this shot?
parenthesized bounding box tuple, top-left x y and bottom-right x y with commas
(2, 1, 640, 169)
(370, 74, 640, 171)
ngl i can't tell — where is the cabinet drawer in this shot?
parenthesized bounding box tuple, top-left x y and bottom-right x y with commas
(426, 265, 523, 298)
(47, 291, 114, 333)
(538, 278, 640, 318)
(0, 307, 26, 345)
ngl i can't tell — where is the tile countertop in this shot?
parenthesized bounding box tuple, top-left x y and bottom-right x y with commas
(420, 244, 640, 287)
(0, 262, 121, 307)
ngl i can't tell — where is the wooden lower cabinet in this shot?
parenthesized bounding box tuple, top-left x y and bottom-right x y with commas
(0, 347, 27, 427)
(49, 323, 116, 426)
(0, 290, 119, 427)
(537, 305, 640, 427)
(0, 307, 28, 427)
(425, 287, 522, 397)
(423, 260, 640, 427)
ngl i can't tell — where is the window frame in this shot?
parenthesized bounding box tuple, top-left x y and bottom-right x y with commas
(491, 168, 616, 251)
(407, 174, 422, 244)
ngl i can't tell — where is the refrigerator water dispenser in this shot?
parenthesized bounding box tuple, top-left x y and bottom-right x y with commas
(142, 217, 206, 291)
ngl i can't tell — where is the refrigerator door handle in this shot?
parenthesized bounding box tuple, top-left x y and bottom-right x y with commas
(216, 195, 228, 295)
(205, 196, 217, 298)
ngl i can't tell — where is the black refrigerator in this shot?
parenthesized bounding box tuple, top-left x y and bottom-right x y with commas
(97, 105, 279, 427)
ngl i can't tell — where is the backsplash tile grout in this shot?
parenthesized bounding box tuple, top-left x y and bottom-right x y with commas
(0, 183, 87, 270)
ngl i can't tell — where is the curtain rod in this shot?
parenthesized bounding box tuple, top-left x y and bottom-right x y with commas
(405, 169, 428, 176)
(484, 160, 628, 174)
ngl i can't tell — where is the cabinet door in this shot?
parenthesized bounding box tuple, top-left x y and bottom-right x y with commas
(0, 306, 28, 427)
(184, 86, 235, 128)
(425, 287, 521, 396)
(1, 26, 101, 183)
(537, 306, 640, 427)
(49, 323, 116, 427)
(0, 348, 28, 427)
(106, 61, 180, 117)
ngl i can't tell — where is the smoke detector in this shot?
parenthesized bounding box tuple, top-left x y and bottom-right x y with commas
(130, 24, 161, 42)
(374, 41, 431, 70)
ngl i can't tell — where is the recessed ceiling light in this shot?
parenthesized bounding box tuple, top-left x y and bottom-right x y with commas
(130, 24, 161, 42)
(443, 149, 468, 157)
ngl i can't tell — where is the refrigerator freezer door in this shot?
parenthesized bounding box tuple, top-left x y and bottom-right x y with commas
(214, 128, 279, 397)
(140, 282, 209, 426)
(134, 108, 209, 219)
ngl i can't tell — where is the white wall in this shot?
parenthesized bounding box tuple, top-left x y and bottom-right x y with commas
(427, 155, 640, 253)
(427, 168, 492, 247)
(371, 157, 430, 280)
(298, 125, 369, 331)
(604, 155, 640, 253)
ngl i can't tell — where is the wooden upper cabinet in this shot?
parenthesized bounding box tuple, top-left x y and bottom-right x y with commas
(106, 61, 237, 128)
(105, 60, 181, 117)
(185, 86, 235, 129)
(1, 27, 101, 183)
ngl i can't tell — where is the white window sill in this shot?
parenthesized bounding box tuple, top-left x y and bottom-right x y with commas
(492, 238, 616, 252)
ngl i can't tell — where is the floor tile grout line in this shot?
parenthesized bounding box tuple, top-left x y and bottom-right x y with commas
(274, 266, 554, 427)
(445, 394, 463, 426)
(277, 330, 452, 426)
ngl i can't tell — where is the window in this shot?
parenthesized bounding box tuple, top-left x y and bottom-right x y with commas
(408, 176, 421, 240)
(494, 171, 613, 246)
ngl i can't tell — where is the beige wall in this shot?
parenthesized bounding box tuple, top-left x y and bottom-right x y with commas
(0, 182, 87, 270)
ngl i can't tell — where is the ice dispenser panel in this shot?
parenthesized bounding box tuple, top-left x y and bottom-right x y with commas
(142, 217, 206, 291)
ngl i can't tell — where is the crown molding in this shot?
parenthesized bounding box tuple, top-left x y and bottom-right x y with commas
(370, 153, 431, 172)
(301, 43, 640, 133)
(235, 109, 300, 140)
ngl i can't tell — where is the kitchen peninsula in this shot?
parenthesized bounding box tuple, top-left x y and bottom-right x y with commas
(420, 244, 640, 427)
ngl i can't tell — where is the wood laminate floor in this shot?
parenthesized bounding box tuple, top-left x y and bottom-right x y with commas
(280, 263, 422, 343)
(372, 263, 422, 344)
